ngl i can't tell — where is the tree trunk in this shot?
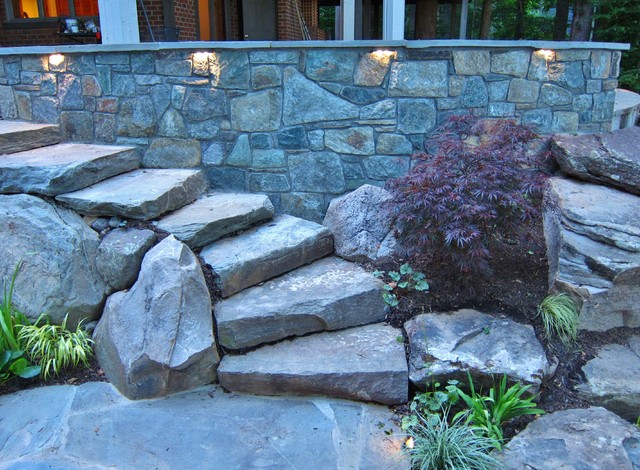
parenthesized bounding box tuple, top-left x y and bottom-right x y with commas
(554, 0, 570, 40)
(570, 0, 594, 41)
(415, 0, 438, 39)
(480, 0, 493, 39)
(515, 0, 525, 39)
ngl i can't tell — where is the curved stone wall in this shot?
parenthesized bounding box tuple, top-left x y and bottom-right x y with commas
(0, 41, 627, 221)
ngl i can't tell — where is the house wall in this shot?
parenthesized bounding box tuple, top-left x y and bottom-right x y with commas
(0, 41, 625, 221)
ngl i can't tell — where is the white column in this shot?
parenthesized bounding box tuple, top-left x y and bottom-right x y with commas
(460, 0, 469, 39)
(341, 0, 356, 41)
(383, 0, 405, 40)
(98, 0, 140, 44)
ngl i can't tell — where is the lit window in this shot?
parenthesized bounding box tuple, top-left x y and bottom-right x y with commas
(8, 0, 98, 19)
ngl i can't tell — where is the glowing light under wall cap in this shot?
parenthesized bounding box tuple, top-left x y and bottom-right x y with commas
(192, 51, 211, 62)
(49, 54, 65, 66)
(536, 49, 555, 61)
(370, 50, 397, 63)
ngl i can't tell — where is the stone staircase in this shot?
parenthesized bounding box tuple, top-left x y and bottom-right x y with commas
(0, 119, 408, 405)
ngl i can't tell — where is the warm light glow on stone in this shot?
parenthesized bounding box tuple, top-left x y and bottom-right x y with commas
(536, 49, 555, 62)
(370, 50, 397, 64)
(49, 54, 65, 66)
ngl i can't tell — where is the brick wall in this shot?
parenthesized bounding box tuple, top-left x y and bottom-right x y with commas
(138, 0, 165, 42)
(277, 0, 318, 41)
(174, 0, 198, 40)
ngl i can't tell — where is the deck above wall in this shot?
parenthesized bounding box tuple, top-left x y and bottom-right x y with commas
(0, 40, 629, 221)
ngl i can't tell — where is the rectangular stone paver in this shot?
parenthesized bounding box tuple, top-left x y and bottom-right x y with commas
(0, 143, 139, 195)
(200, 214, 333, 297)
(56, 169, 208, 220)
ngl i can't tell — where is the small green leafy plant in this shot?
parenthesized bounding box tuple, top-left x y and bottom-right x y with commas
(454, 372, 544, 448)
(537, 293, 579, 346)
(404, 411, 500, 470)
(18, 314, 93, 380)
(0, 261, 40, 383)
(372, 263, 429, 307)
(402, 380, 461, 431)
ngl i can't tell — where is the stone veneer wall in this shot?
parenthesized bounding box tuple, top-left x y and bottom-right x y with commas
(0, 41, 627, 221)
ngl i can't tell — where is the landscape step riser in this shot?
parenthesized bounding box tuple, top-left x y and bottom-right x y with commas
(215, 256, 387, 350)
(0, 145, 140, 196)
(0, 121, 60, 154)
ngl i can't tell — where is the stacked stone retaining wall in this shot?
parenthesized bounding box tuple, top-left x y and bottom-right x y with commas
(0, 40, 627, 221)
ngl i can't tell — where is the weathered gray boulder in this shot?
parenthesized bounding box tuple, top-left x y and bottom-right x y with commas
(500, 407, 640, 469)
(543, 177, 640, 331)
(404, 310, 553, 393)
(552, 126, 640, 195)
(323, 184, 397, 263)
(201, 215, 333, 297)
(0, 194, 107, 326)
(96, 228, 157, 291)
(215, 257, 386, 350)
(218, 323, 408, 405)
(156, 193, 274, 248)
(576, 338, 640, 422)
(94, 235, 219, 400)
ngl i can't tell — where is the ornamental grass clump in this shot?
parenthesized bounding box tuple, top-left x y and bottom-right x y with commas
(18, 314, 93, 380)
(404, 411, 500, 470)
(386, 115, 549, 274)
(537, 293, 579, 346)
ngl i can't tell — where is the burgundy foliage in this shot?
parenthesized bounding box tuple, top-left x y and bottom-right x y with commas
(386, 115, 550, 274)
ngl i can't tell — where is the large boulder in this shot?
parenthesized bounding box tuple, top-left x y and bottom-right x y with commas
(94, 235, 219, 399)
(576, 337, 640, 422)
(543, 177, 640, 331)
(404, 310, 554, 394)
(0, 194, 107, 326)
(551, 126, 640, 195)
(500, 407, 640, 469)
(323, 184, 397, 263)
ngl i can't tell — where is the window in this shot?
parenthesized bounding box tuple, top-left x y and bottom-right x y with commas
(9, 0, 98, 19)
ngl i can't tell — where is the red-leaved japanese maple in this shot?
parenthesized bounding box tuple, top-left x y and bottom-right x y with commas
(386, 115, 550, 274)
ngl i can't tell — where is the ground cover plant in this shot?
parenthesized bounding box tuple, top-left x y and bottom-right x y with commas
(0, 262, 94, 386)
(537, 293, 579, 346)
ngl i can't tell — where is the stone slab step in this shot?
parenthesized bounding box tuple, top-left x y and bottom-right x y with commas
(156, 192, 275, 249)
(215, 256, 386, 350)
(56, 169, 208, 220)
(217, 323, 408, 405)
(0, 120, 60, 154)
(201, 214, 333, 297)
(0, 143, 139, 196)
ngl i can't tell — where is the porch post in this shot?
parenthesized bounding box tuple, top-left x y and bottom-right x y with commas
(98, 0, 140, 44)
(383, 0, 405, 40)
(460, 0, 469, 39)
(341, 0, 356, 41)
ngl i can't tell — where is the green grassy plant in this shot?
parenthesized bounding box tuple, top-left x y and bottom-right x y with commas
(537, 293, 579, 346)
(0, 261, 40, 382)
(372, 263, 429, 307)
(404, 411, 500, 470)
(454, 373, 544, 448)
(18, 314, 93, 380)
